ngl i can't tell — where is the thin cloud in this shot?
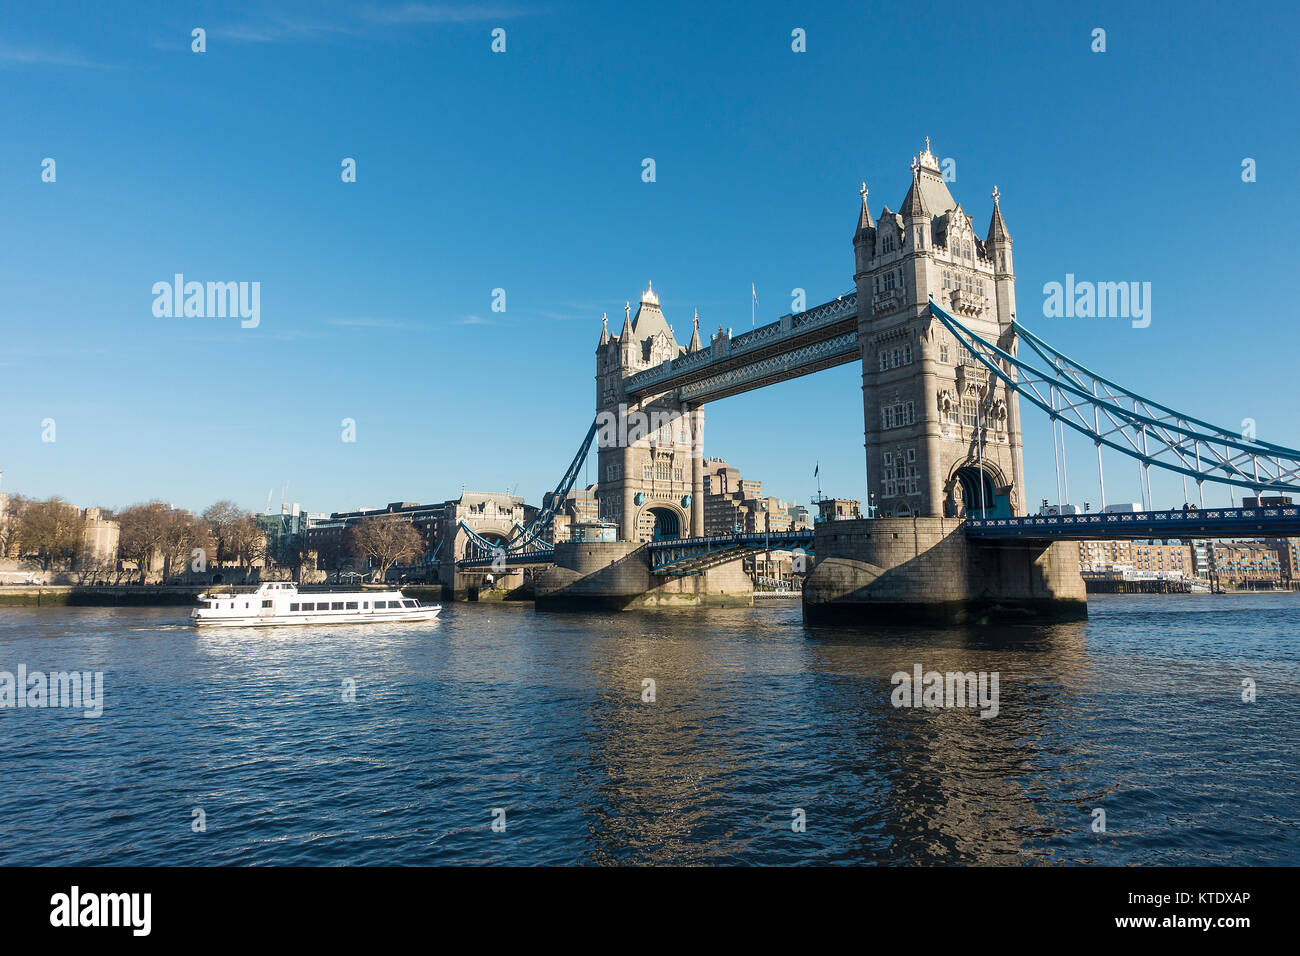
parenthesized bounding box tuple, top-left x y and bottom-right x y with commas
(0, 43, 116, 69)
(213, 2, 536, 44)
(362, 3, 535, 25)
(326, 317, 413, 329)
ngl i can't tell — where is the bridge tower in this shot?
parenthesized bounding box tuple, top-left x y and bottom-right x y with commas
(594, 284, 706, 542)
(853, 139, 1026, 519)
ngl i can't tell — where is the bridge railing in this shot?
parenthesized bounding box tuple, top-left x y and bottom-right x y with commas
(623, 292, 857, 395)
(966, 505, 1300, 537)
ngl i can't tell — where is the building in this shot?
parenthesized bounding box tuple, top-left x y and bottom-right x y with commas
(1206, 541, 1283, 589)
(79, 507, 120, 567)
(816, 498, 861, 522)
(594, 284, 704, 541)
(544, 484, 600, 543)
(1265, 537, 1300, 585)
(854, 139, 1024, 519)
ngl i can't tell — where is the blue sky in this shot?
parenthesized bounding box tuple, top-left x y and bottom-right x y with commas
(1, 0, 1296, 516)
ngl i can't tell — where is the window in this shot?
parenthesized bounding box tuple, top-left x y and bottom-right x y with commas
(346, 601, 358, 610)
(883, 452, 893, 466)
(262, 600, 272, 608)
(403, 600, 417, 608)
(331, 602, 344, 610)
(903, 345, 912, 364)
(290, 603, 300, 611)
(301, 603, 314, 611)
(363, 602, 369, 609)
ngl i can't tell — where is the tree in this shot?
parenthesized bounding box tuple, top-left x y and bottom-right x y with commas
(0, 493, 28, 559)
(201, 500, 244, 565)
(314, 535, 349, 584)
(345, 516, 422, 582)
(116, 501, 171, 583)
(15, 497, 85, 571)
(158, 508, 208, 581)
(227, 515, 266, 568)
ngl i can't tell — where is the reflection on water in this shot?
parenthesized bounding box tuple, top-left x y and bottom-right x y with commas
(0, 593, 1297, 865)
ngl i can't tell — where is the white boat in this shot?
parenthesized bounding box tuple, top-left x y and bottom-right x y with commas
(190, 582, 441, 627)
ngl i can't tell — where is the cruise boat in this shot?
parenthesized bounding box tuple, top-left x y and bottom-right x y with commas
(190, 582, 441, 627)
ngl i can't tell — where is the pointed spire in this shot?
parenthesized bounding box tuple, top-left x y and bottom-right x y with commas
(620, 300, 633, 339)
(688, 309, 702, 352)
(854, 181, 875, 241)
(902, 164, 929, 220)
(599, 311, 609, 345)
(987, 185, 1011, 242)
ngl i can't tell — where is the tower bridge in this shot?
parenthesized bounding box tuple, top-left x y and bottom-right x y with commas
(453, 138, 1300, 621)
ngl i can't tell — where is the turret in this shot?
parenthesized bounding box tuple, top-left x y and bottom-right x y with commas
(986, 186, 1015, 329)
(687, 309, 702, 353)
(853, 182, 875, 272)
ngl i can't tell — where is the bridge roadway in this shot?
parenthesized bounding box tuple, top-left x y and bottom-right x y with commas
(622, 293, 859, 404)
(965, 504, 1300, 539)
(460, 506, 1300, 573)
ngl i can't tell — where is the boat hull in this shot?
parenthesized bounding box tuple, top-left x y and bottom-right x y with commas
(192, 607, 441, 627)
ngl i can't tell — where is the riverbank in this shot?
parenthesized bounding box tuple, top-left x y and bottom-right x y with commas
(0, 586, 205, 607)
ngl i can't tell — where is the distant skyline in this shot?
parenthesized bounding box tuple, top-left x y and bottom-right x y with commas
(2, 0, 1297, 516)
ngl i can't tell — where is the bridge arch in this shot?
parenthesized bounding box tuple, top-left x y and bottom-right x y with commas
(944, 459, 1012, 519)
(635, 502, 686, 542)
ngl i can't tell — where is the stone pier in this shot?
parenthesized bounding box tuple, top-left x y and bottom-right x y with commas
(535, 540, 752, 611)
(802, 517, 1086, 625)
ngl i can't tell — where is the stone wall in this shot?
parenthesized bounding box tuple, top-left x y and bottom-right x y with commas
(803, 516, 1086, 624)
(536, 540, 752, 610)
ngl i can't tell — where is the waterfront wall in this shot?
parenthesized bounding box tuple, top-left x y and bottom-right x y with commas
(535, 541, 752, 610)
(0, 586, 205, 607)
(803, 517, 1087, 624)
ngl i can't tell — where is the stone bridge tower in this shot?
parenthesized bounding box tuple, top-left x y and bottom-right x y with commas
(853, 139, 1026, 519)
(594, 284, 706, 542)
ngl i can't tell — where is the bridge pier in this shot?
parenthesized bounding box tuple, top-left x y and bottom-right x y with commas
(535, 540, 752, 611)
(802, 517, 1086, 625)
(446, 568, 527, 602)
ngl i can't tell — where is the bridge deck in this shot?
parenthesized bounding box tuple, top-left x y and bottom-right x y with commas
(965, 506, 1300, 539)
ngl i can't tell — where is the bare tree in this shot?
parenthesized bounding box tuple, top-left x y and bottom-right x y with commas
(345, 516, 422, 582)
(117, 502, 171, 583)
(314, 535, 349, 584)
(201, 500, 244, 565)
(15, 497, 85, 571)
(0, 493, 28, 559)
(227, 515, 266, 569)
(158, 508, 208, 581)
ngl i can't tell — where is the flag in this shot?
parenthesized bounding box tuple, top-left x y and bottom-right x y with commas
(751, 283, 758, 308)
(814, 463, 819, 477)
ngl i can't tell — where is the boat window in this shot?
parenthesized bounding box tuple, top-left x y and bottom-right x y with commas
(403, 600, 417, 608)
(262, 600, 272, 608)
(299, 603, 312, 611)
(374, 601, 387, 608)
(331, 602, 344, 610)
(290, 603, 300, 611)
(346, 602, 358, 610)
(363, 602, 369, 609)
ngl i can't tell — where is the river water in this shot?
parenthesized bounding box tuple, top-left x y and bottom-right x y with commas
(1, 593, 1296, 865)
